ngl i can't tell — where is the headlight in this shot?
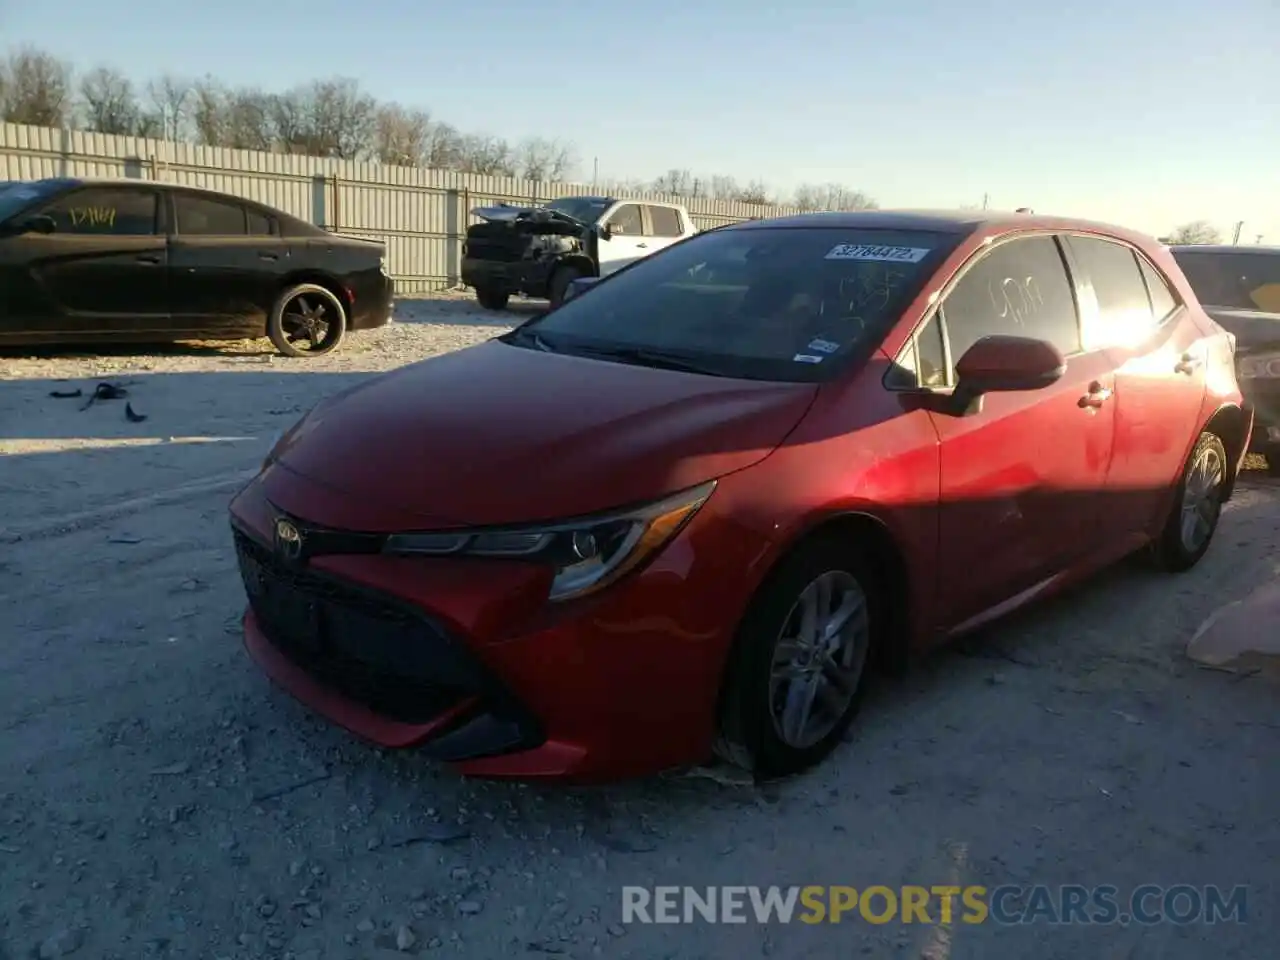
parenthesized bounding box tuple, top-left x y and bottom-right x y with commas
(383, 481, 716, 602)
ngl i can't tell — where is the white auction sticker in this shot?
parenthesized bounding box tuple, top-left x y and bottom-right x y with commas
(824, 243, 930, 263)
(807, 338, 841, 354)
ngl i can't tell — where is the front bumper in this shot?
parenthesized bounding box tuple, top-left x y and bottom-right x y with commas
(461, 257, 553, 298)
(227, 467, 761, 781)
(349, 271, 394, 331)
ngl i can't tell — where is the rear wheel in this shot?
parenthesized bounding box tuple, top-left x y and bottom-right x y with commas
(475, 285, 509, 311)
(267, 283, 347, 358)
(714, 537, 878, 780)
(1152, 431, 1228, 571)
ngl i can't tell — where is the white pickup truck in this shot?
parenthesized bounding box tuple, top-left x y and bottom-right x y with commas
(460, 196, 697, 309)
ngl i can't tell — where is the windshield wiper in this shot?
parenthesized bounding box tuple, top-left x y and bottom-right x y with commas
(571, 344, 727, 376)
(503, 327, 556, 352)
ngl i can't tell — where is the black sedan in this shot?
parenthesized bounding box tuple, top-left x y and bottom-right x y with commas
(0, 178, 393, 357)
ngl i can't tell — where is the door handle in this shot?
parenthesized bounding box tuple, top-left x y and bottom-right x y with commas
(1175, 351, 1202, 375)
(136, 254, 162, 264)
(636, 243, 648, 249)
(1078, 381, 1113, 409)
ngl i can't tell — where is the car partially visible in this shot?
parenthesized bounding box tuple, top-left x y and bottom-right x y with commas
(0, 177, 393, 357)
(1170, 244, 1280, 473)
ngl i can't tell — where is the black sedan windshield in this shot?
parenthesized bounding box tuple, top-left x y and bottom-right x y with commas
(521, 226, 955, 381)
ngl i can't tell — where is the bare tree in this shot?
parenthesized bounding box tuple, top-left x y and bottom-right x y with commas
(651, 168, 693, 195)
(191, 78, 273, 150)
(737, 180, 772, 205)
(422, 121, 464, 170)
(372, 104, 431, 165)
(707, 175, 742, 201)
(223, 89, 274, 151)
(79, 66, 145, 135)
(1167, 220, 1222, 245)
(146, 74, 192, 140)
(455, 134, 516, 176)
(296, 78, 377, 159)
(792, 182, 878, 212)
(0, 47, 73, 127)
(513, 136, 576, 181)
(191, 77, 227, 145)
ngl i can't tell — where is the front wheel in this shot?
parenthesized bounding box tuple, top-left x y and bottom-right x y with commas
(548, 265, 586, 309)
(1152, 431, 1228, 571)
(267, 283, 347, 358)
(713, 538, 878, 780)
(475, 285, 510, 311)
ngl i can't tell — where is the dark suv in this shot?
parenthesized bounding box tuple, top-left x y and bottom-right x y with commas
(1171, 244, 1280, 474)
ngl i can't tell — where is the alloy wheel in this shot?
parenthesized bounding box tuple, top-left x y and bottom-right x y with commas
(768, 570, 871, 750)
(1179, 441, 1225, 553)
(281, 293, 342, 353)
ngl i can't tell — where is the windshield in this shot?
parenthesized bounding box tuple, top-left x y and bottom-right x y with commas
(0, 180, 55, 222)
(544, 197, 611, 224)
(517, 226, 956, 381)
(1173, 250, 1280, 313)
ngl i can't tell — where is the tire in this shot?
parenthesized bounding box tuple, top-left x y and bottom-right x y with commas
(267, 283, 347, 358)
(713, 537, 881, 780)
(1151, 431, 1228, 572)
(548, 264, 586, 309)
(475, 285, 510, 311)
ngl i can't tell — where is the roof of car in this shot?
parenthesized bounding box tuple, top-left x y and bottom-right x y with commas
(727, 208, 1154, 239)
(1169, 244, 1280, 256)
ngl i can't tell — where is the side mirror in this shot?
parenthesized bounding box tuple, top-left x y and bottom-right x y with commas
(21, 214, 56, 235)
(947, 335, 1065, 415)
(562, 276, 602, 304)
(597, 223, 613, 241)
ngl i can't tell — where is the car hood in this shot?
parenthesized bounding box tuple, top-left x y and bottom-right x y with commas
(273, 339, 817, 530)
(470, 205, 588, 235)
(1204, 306, 1280, 352)
(471, 205, 534, 223)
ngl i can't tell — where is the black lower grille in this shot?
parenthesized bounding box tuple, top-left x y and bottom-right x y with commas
(233, 528, 468, 724)
(465, 223, 526, 262)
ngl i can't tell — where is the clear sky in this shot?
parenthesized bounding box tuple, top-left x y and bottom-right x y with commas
(4, 0, 1277, 241)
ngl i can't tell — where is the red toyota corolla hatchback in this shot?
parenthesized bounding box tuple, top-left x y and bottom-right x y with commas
(229, 211, 1252, 782)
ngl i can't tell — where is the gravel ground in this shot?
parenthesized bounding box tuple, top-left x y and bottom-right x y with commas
(1, 293, 1277, 960)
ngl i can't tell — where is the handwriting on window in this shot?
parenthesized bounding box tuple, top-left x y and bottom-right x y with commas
(67, 206, 117, 229)
(988, 274, 1044, 326)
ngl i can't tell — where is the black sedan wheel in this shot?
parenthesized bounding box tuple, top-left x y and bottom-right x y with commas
(268, 283, 348, 358)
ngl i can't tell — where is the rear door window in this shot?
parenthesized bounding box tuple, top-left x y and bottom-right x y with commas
(1138, 257, 1179, 323)
(940, 235, 1081, 378)
(246, 208, 275, 236)
(646, 205, 684, 237)
(1067, 235, 1156, 348)
(174, 194, 249, 236)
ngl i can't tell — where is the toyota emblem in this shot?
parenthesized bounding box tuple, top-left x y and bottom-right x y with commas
(274, 518, 303, 561)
